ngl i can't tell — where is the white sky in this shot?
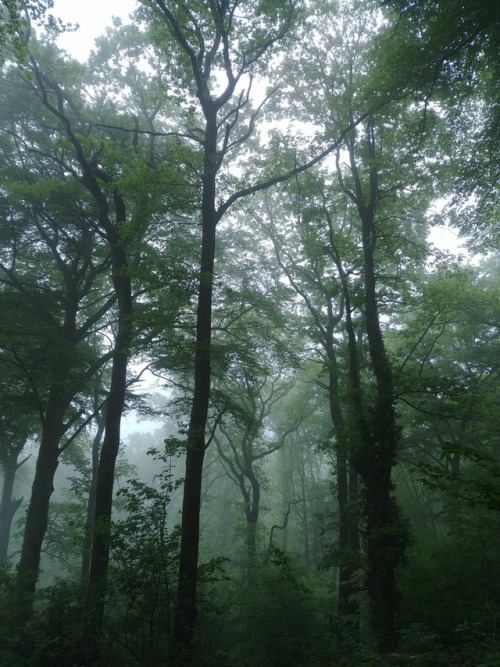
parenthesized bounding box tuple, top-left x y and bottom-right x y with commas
(52, 0, 137, 61)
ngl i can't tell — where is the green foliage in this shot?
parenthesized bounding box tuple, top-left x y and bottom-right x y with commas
(195, 548, 332, 667)
(0, 1, 58, 65)
(28, 580, 89, 667)
(105, 446, 182, 665)
(398, 522, 500, 646)
(417, 442, 500, 511)
(0, 568, 89, 667)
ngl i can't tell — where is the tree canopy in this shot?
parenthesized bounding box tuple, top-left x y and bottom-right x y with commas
(0, 1, 498, 665)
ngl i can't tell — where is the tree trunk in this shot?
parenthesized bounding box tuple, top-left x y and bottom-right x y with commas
(245, 475, 260, 577)
(280, 446, 292, 552)
(334, 124, 409, 651)
(81, 407, 105, 584)
(15, 369, 71, 603)
(360, 203, 408, 652)
(326, 348, 359, 623)
(246, 517, 258, 571)
(16, 396, 65, 599)
(0, 463, 23, 566)
(86, 234, 132, 661)
(171, 110, 219, 659)
(299, 468, 309, 564)
(86, 350, 128, 592)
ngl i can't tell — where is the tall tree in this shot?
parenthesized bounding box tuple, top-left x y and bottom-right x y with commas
(262, 0, 448, 646)
(138, 0, 360, 654)
(0, 39, 139, 616)
(0, 170, 113, 603)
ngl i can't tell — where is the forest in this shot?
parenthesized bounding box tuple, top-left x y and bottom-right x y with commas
(0, 0, 499, 665)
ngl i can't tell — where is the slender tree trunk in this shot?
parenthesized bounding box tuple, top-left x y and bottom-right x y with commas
(348, 464, 359, 553)
(336, 446, 359, 619)
(86, 350, 128, 592)
(86, 234, 132, 660)
(308, 454, 321, 565)
(16, 443, 59, 594)
(326, 349, 359, 623)
(246, 516, 258, 572)
(299, 470, 309, 564)
(0, 463, 23, 566)
(81, 407, 105, 584)
(171, 110, 219, 659)
(245, 476, 260, 577)
(280, 445, 292, 552)
(16, 382, 68, 600)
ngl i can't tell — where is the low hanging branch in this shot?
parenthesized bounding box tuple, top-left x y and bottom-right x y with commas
(269, 497, 301, 549)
